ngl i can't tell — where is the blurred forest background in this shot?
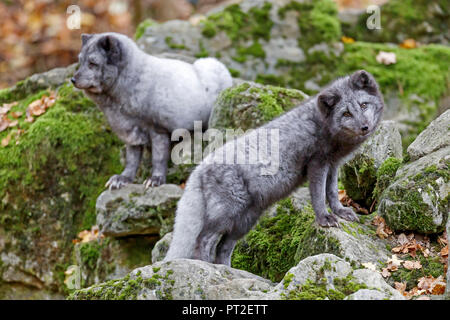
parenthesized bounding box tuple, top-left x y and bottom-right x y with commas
(0, 0, 387, 89)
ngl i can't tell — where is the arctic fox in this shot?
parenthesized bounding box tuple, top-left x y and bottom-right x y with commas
(72, 32, 232, 189)
(165, 70, 385, 266)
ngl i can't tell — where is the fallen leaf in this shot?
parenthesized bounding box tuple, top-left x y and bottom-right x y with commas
(0, 116, 9, 132)
(381, 268, 391, 278)
(394, 282, 406, 295)
(400, 38, 417, 49)
(1, 134, 11, 147)
(341, 36, 355, 44)
(376, 51, 397, 65)
(11, 111, 23, 118)
(8, 120, 18, 127)
(403, 260, 422, 270)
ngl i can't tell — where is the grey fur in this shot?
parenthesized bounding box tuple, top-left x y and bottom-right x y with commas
(165, 70, 385, 266)
(72, 32, 232, 189)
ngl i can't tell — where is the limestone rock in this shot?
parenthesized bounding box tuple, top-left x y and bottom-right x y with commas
(340, 120, 403, 206)
(96, 184, 184, 237)
(378, 147, 449, 234)
(407, 109, 450, 161)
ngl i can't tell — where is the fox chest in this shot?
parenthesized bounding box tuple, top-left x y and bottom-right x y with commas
(103, 108, 150, 146)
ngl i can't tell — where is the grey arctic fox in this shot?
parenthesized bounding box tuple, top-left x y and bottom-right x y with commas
(165, 70, 385, 266)
(72, 32, 232, 189)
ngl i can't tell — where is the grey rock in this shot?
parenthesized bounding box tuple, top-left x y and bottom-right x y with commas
(340, 120, 403, 205)
(96, 184, 184, 237)
(71, 259, 275, 300)
(407, 110, 450, 161)
(151, 232, 173, 263)
(379, 146, 450, 234)
(266, 254, 404, 300)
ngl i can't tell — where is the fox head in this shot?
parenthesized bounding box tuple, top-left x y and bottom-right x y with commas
(72, 33, 127, 94)
(317, 70, 384, 142)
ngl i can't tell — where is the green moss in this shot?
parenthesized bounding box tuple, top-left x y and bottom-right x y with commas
(0, 80, 122, 295)
(373, 157, 403, 200)
(342, 0, 449, 44)
(278, 0, 341, 49)
(389, 252, 445, 290)
(282, 274, 367, 300)
(211, 82, 306, 131)
(164, 37, 186, 50)
(380, 158, 449, 233)
(341, 155, 377, 206)
(231, 199, 341, 282)
(79, 242, 101, 270)
(202, 2, 273, 42)
(135, 19, 157, 40)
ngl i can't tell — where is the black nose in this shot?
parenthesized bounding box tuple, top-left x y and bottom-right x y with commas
(361, 126, 369, 132)
(71, 77, 76, 84)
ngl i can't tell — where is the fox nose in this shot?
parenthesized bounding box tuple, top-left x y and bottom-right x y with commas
(361, 126, 369, 132)
(71, 77, 76, 84)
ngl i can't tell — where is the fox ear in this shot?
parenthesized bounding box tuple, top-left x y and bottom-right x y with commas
(318, 91, 340, 116)
(98, 35, 122, 64)
(351, 70, 377, 94)
(81, 34, 93, 46)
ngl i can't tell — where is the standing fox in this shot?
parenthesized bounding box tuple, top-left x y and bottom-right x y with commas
(72, 32, 232, 189)
(165, 70, 385, 266)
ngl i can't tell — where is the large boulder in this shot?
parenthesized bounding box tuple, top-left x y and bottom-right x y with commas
(70, 253, 402, 300)
(378, 146, 449, 234)
(231, 194, 391, 283)
(407, 109, 450, 161)
(69, 258, 275, 300)
(209, 81, 308, 130)
(0, 67, 123, 298)
(265, 254, 404, 300)
(340, 120, 403, 207)
(96, 184, 184, 237)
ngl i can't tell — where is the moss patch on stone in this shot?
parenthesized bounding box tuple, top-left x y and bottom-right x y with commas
(0, 79, 123, 295)
(373, 157, 403, 201)
(231, 199, 341, 282)
(135, 19, 157, 40)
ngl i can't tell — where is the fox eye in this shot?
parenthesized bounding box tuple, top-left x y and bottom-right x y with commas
(343, 111, 353, 118)
(360, 103, 368, 110)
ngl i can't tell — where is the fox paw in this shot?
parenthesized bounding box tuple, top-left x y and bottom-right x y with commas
(334, 207, 359, 222)
(105, 174, 132, 190)
(144, 175, 166, 188)
(315, 213, 340, 228)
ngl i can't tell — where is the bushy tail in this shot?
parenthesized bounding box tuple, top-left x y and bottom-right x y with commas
(193, 58, 233, 105)
(164, 170, 205, 261)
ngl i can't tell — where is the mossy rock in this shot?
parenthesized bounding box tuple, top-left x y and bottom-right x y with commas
(340, 121, 403, 207)
(341, 0, 449, 45)
(74, 236, 157, 290)
(69, 259, 274, 300)
(95, 184, 184, 238)
(231, 196, 391, 283)
(378, 147, 449, 234)
(0, 67, 125, 298)
(209, 81, 308, 131)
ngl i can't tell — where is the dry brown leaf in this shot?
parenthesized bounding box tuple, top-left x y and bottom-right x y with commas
(11, 111, 23, 118)
(376, 51, 396, 65)
(341, 36, 355, 44)
(76, 225, 104, 243)
(403, 260, 422, 270)
(362, 262, 377, 271)
(400, 38, 417, 49)
(0, 101, 17, 115)
(0, 116, 9, 132)
(381, 268, 391, 278)
(1, 134, 11, 147)
(394, 282, 406, 294)
(8, 120, 18, 128)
